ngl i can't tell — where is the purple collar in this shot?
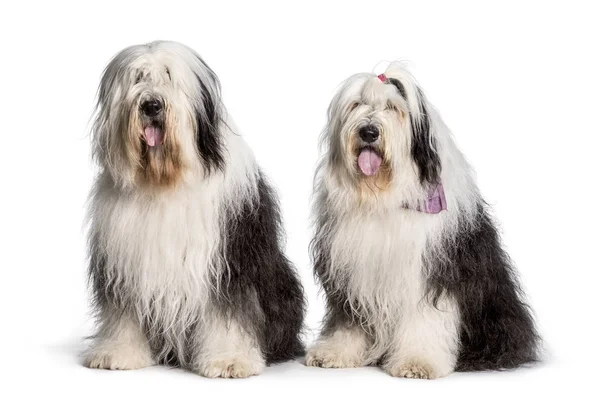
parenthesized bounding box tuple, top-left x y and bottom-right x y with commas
(403, 184, 447, 214)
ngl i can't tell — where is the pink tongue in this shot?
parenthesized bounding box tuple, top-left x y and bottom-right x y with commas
(144, 126, 164, 147)
(358, 148, 382, 176)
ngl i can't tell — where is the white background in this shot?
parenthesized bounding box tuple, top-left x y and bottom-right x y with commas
(1, 0, 599, 404)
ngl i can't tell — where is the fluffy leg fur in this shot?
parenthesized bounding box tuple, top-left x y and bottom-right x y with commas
(308, 221, 373, 369)
(193, 311, 265, 379)
(85, 307, 155, 370)
(306, 326, 370, 368)
(382, 297, 459, 379)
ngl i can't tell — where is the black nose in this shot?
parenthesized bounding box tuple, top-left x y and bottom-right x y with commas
(359, 125, 379, 143)
(141, 99, 162, 117)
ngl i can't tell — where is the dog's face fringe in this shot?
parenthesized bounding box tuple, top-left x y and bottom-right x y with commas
(93, 41, 224, 189)
(321, 66, 441, 203)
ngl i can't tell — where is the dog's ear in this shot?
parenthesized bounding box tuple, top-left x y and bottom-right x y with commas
(410, 88, 441, 185)
(195, 66, 225, 174)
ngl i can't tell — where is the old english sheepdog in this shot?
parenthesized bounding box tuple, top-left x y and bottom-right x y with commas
(306, 63, 539, 378)
(84, 41, 305, 378)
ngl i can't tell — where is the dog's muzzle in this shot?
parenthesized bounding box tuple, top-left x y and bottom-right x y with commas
(140, 98, 165, 147)
(356, 125, 383, 176)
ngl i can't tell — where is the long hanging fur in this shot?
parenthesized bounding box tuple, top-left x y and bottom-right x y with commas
(214, 172, 305, 363)
(307, 62, 539, 378)
(85, 41, 305, 378)
(426, 203, 539, 371)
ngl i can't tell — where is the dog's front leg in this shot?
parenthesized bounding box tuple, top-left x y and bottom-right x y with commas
(382, 299, 459, 379)
(193, 311, 265, 379)
(85, 307, 155, 370)
(306, 325, 371, 368)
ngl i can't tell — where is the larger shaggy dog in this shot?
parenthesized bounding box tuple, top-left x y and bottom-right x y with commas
(85, 41, 304, 378)
(307, 63, 539, 379)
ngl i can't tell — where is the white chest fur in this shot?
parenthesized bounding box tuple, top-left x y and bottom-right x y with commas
(91, 175, 224, 311)
(325, 207, 459, 363)
(328, 208, 443, 317)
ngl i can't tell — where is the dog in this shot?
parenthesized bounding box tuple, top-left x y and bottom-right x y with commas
(306, 62, 539, 379)
(85, 41, 305, 378)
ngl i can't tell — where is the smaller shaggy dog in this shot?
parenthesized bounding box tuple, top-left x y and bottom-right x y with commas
(85, 41, 304, 378)
(307, 63, 539, 379)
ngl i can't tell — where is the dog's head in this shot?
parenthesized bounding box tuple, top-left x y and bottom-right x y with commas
(322, 63, 441, 200)
(92, 41, 224, 188)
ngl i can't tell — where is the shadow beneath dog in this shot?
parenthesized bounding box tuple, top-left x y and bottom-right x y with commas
(45, 335, 88, 366)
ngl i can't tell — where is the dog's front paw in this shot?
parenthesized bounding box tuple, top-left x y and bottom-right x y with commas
(305, 346, 365, 368)
(84, 344, 155, 370)
(384, 359, 445, 380)
(197, 355, 265, 379)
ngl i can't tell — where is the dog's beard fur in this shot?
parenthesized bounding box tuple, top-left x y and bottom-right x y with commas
(343, 122, 393, 198)
(100, 87, 190, 189)
(125, 103, 184, 187)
